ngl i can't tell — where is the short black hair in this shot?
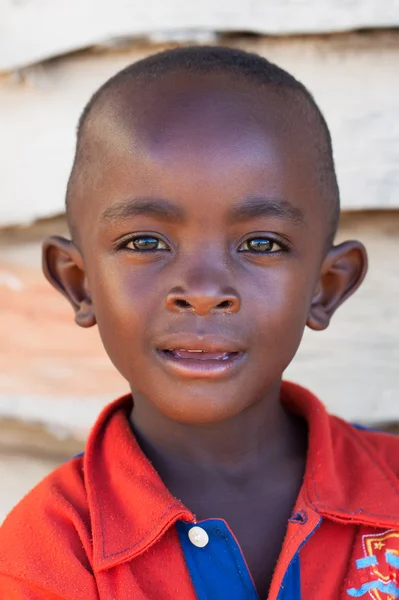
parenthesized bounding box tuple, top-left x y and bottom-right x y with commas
(67, 45, 340, 245)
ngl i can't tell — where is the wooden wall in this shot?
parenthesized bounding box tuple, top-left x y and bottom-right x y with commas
(1, 33, 399, 225)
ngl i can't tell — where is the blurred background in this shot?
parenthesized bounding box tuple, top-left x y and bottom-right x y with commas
(1, 0, 398, 522)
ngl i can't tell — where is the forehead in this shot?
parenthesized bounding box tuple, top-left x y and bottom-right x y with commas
(112, 73, 312, 162)
(73, 72, 325, 233)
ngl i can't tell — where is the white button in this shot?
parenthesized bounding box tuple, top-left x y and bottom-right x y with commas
(188, 526, 209, 548)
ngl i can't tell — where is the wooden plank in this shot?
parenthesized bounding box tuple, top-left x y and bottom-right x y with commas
(1, 33, 399, 226)
(2, 0, 399, 70)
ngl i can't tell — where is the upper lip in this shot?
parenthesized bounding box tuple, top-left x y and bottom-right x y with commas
(156, 334, 245, 353)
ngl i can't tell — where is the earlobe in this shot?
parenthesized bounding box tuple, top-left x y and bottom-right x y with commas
(307, 240, 368, 331)
(42, 236, 96, 328)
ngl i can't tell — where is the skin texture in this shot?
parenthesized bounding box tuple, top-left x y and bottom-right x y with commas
(43, 71, 368, 597)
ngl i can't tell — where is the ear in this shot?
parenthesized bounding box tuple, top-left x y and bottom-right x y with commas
(307, 240, 368, 331)
(42, 236, 96, 328)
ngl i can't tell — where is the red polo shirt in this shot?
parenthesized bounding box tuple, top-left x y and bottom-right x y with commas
(1, 381, 399, 600)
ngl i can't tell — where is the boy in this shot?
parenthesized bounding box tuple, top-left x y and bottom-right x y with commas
(0, 45, 398, 600)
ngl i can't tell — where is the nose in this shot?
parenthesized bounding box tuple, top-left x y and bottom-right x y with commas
(165, 287, 241, 316)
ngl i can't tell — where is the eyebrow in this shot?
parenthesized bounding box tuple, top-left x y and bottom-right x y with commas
(99, 195, 306, 226)
(228, 196, 306, 225)
(100, 198, 186, 224)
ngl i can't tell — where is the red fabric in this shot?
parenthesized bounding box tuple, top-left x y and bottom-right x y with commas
(1, 381, 399, 599)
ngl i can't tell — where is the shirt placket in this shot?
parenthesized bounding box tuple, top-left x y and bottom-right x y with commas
(176, 503, 322, 600)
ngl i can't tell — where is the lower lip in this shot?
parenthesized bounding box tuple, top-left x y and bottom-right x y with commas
(155, 350, 246, 379)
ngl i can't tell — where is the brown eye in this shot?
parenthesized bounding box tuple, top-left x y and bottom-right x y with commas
(126, 236, 168, 251)
(239, 237, 280, 253)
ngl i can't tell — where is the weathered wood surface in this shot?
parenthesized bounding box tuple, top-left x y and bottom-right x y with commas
(0, 418, 83, 522)
(0, 33, 399, 227)
(0, 212, 398, 433)
(1, 0, 399, 70)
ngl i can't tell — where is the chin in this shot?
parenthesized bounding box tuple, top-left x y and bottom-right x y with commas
(156, 395, 249, 425)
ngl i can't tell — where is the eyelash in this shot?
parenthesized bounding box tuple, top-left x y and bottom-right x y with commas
(117, 234, 289, 254)
(238, 238, 287, 254)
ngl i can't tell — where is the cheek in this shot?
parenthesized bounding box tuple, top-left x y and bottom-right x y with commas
(248, 266, 315, 358)
(88, 263, 155, 368)
(95, 258, 156, 306)
(251, 264, 313, 321)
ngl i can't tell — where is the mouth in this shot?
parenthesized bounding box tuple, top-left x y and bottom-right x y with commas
(163, 349, 239, 361)
(155, 344, 246, 379)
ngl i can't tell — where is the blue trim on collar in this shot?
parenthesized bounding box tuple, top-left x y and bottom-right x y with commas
(73, 452, 84, 459)
(177, 519, 259, 600)
(177, 516, 322, 600)
(352, 424, 398, 436)
(276, 553, 301, 600)
(277, 516, 322, 600)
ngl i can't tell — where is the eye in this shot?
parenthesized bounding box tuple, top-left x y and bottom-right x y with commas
(238, 237, 284, 253)
(122, 235, 169, 252)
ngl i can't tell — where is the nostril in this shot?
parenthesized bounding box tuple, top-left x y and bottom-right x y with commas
(175, 299, 191, 309)
(218, 300, 232, 309)
(166, 293, 240, 314)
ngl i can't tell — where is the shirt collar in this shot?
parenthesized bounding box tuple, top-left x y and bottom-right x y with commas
(85, 397, 195, 572)
(86, 381, 399, 572)
(281, 382, 399, 529)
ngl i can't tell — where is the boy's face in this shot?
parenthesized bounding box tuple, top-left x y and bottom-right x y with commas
(44, 73, 367, 424)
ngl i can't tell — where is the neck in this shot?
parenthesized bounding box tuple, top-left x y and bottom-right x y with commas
(129, 380, 306, 487)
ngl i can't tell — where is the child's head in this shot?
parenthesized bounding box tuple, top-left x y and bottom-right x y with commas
(43, 46, 367, 424)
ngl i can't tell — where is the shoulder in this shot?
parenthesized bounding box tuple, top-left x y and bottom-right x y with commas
(331, 414, 399, 478)
(1, 453, 89, 538)
(0, 454, 96, 595)
(352, 423, 399, 476)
